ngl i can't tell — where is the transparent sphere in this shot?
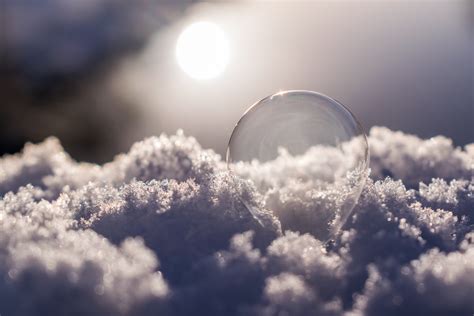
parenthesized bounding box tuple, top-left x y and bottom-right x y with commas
(227, 90, 369, 241)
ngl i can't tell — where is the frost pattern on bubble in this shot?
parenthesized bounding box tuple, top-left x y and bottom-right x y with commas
(0, 127, 473, 315)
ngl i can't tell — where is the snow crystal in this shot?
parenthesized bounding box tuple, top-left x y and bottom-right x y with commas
(0, 127, 472, 315)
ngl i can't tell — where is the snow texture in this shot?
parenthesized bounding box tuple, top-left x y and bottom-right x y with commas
(0, 127, 472, 315)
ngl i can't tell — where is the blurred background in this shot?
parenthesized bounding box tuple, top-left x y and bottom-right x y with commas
(1, 0, 473, 163)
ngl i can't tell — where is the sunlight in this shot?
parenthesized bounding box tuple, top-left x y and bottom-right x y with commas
(176, 21, 230, 80)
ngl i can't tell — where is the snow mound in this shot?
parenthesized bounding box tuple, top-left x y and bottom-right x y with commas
(0, 127, 472, 315)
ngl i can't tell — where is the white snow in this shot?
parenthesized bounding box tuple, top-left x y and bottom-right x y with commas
(0, 127, 472, 315)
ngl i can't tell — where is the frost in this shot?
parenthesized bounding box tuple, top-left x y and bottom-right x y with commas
(0, 189, 168, 315)
(369, 127, 473, 188)
(0, 127, 472, 315)
(232, 139, 369, 241)
(351, 234, 474, 316)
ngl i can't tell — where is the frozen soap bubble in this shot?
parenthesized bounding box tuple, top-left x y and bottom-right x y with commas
(227, 90, 369, 242)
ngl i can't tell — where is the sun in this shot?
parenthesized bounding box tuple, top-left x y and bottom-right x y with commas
(176, 21, 230, 80)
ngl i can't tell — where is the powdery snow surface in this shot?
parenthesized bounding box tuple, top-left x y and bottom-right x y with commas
(0, 126, 473, 316)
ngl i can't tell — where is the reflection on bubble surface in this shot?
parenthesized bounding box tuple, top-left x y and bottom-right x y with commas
(227, 90, 369, 241)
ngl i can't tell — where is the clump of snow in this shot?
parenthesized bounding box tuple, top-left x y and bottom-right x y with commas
(0, 127, 472, 315)
(0, 187, 168, 316)
(231, 138, 369, 241)
(350, 233, 474, 316)
(369, 127, 473, 188)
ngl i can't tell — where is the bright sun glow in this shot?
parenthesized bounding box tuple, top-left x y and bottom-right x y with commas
(176, 22, 230, 80)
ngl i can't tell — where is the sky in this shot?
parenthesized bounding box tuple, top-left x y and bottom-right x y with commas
(115, 1, 473, 156)
(1, 0, 473, 162)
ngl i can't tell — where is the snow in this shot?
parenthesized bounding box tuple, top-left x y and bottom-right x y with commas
(0, 127, 472, 315)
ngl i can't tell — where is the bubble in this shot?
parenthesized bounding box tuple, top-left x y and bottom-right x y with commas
(227, 90, 369, 241)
